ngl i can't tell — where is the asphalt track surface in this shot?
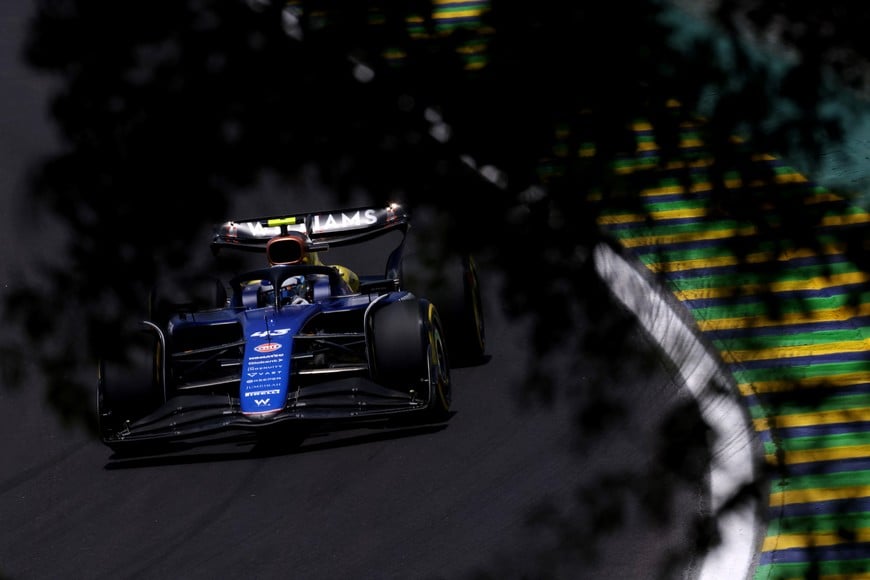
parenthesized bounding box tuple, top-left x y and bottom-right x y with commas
(1, 254, 725, 580)
(595, 114, 870, 579)
(0, 32, 736, 571)
(0, 30, 719, 579)
(0, 6, 759, 579)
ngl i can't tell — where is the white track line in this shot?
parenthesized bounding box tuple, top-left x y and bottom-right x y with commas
(593, 243, 762, 580)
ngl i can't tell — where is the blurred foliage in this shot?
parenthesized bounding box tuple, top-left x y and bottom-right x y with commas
(6, 0, 870, 575)
(9, 0, 870, 435)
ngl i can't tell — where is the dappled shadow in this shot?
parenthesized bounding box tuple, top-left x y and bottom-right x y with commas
(7, 1, 870, 579)
(103, 421, 449, 470)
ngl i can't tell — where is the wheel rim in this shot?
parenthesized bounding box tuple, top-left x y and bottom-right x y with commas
(428, 304, 451, 410)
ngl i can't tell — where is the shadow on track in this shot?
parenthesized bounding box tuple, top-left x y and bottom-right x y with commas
(102, 422, 449, 470)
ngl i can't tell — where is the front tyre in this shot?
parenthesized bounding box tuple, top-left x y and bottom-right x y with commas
(96, 328, 163, 444)
(371, 298, 452, 421)
(417, 300, 451, 421)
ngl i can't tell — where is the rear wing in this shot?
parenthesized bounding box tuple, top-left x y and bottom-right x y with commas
(211, 202, 410, 255)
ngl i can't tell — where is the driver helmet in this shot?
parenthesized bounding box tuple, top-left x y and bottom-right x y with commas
(279, 275, 310, 305)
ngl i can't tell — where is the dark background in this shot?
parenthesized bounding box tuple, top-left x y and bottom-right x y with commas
(5, 1, 870, 429)
(2, 2, 869, 578)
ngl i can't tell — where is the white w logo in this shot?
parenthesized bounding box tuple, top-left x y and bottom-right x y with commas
(254, 398, 271, 407)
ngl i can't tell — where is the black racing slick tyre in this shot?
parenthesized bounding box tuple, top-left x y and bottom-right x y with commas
(430, 254, 486, 367)
(96, 328, 163, 449)
(371, 298, 452, 421)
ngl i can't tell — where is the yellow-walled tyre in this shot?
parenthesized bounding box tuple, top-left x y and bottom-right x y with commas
(371, 298, 451, 421)
(423, 300, 451, 421)
(427, 254, 486, 367)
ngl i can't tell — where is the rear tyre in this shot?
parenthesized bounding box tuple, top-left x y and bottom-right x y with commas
(149, 275, 227, 327)
(372, 298, 451, 421)
(429, 255, 486, 366)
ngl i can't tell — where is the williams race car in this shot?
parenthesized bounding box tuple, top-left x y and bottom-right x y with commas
(97, 202, 485, 456)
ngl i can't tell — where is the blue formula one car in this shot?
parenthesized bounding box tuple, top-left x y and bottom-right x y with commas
(97, 202, 485, 456)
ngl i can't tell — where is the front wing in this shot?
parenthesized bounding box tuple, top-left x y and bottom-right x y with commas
(100, 372, 438, 452)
